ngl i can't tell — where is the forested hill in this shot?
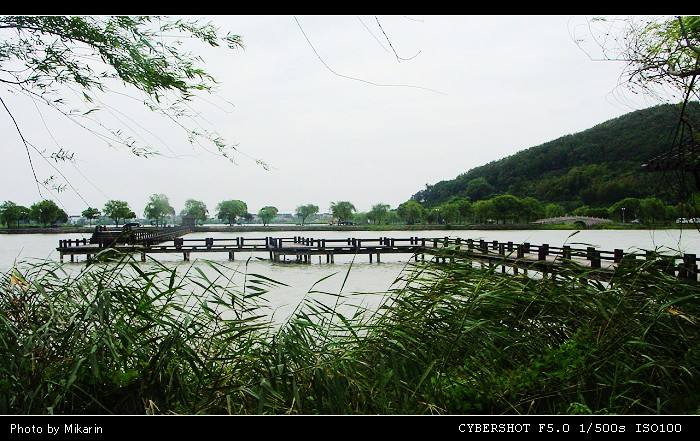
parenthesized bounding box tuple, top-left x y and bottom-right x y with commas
(412, 102, 700, 211)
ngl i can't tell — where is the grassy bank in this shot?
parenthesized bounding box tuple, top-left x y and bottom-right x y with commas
(1, 246, 699, 415)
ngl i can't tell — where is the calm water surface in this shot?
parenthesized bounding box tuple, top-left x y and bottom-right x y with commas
(2, 228, 699, 322)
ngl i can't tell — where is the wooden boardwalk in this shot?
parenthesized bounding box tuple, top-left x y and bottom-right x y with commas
(56, 235, 700, 282)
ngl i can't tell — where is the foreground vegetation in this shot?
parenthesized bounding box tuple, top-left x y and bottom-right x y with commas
(2, 244, 699, 415)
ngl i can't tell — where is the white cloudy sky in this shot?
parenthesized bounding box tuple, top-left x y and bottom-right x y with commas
(0, 15, 670, 217)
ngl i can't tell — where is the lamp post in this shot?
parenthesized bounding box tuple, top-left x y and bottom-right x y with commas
(621, 207, 626, 223)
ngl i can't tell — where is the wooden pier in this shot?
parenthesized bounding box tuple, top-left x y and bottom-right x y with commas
(56, 235, 700, 282)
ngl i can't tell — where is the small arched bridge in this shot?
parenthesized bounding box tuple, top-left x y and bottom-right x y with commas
(533, 216, 612, 227)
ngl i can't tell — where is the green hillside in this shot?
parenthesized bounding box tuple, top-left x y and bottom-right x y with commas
(412, 102, 700, 212)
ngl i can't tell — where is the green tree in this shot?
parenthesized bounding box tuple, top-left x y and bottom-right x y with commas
(612, 197, 642, 223)
(472, 199, 495, 224)
(1, 15, 253, 196)
(455, 199, 473, 223)
(295, 204, 319, 226)
(438, 202, 461, 225)
(352, 211, 369, 225)
(385, 210, 400, 224)
(330, 201, 356, 224)
(103, 200, 132, 227)
(180, 199, 208, 225)
(465, 177, 495, 202)
(544, 203, 566, 218)
(0, 201, 30, 228)
(30, 200, 67, 227)
(521, 197, 544, 223)
(216, 200, 247, 226)
(639, 197, 667, 224)
(144, 194, 175, 227)
(258, 206, 278, 226)
(81, 207, 101, 226)
(491, 194, 523, 224)
(396, 200, 425, 225)
(367, 203, 390, 225)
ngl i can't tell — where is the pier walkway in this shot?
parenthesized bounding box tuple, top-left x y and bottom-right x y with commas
(56, 235, 700, 282)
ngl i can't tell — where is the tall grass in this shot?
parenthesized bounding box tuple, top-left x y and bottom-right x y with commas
(1, 247, 699, 414)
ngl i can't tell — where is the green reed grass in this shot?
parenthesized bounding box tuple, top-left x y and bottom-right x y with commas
(1, 245, 699, 415)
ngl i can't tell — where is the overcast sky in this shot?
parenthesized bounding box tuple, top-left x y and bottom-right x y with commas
(1, 15, 668, 218)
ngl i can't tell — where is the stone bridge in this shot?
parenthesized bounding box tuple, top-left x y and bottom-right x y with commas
(533, 216, 612, 227)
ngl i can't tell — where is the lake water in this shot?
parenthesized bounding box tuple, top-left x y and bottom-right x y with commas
(3, 228, 699, 322)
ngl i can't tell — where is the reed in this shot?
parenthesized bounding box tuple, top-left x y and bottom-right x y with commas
(1, 245, 698, 415)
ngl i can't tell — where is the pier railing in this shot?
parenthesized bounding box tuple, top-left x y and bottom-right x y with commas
(56, 235, 699, 281)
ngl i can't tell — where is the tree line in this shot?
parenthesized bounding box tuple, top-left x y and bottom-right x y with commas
(3, 190, 696, 229)
(0, 195, 368, 228)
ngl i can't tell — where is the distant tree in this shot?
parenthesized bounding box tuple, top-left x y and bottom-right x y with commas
(216, 200, 247, 225)
(397, 200, 425, 225)
(81, 207, 101, 226)
(676, 193, 700, 219)
(465, 177, 495, 202)
(639, 197, 667, 224)
(455, 199, 473, 223)
(258, 206, 278, 226)
(30, 199, 67, 226)
(144, 194, 175, 227)
(438, 202, 461, 224)
(520, 197, 544, 223)
(491, 194, 523, 224)
(587, 207, 611, 219)
(425, 207, 441, 225)
(473, 199, 495, 224)
(351, 212, 369, 225)
(330, 201, 356, 224)
(544, 203, 566, 218)
(103, 200, 132, 227)
(181, 199, 208, 224)
(295, 204, 319, 225)
(367, 203, 390, 225)
(386, 210, 400, 224)
(0, 201, 29, 228)
(612, 197, 642, 223)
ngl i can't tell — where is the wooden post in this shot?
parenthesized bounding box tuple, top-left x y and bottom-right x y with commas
(683, 254, 697, 280)
(612, 249, 623, 263)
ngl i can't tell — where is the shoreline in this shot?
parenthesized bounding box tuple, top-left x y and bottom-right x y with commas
(0, 223, 680, 234)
